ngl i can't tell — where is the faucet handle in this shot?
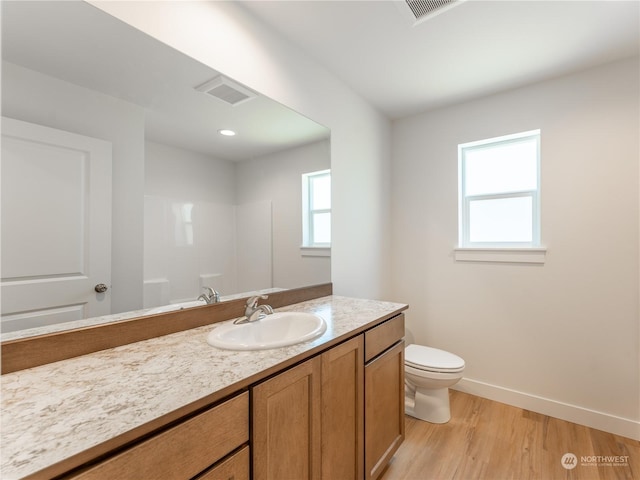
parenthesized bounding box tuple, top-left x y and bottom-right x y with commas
(246, 294, 268, 307)
(202, 286, 220, 302)
(202, 286, 215, 297)
(198, 286, 221, 304)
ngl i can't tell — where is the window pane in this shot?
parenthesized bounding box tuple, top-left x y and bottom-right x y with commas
(465, 138, 537, 196)
(311, 174, 331, 210)
(469, 196, 532, 243)
(312, 212, 331, 244)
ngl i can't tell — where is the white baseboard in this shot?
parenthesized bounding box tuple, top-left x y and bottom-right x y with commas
(453, 377, 640, 441)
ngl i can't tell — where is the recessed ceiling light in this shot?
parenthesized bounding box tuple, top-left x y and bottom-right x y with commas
(218, 129, 236, 137)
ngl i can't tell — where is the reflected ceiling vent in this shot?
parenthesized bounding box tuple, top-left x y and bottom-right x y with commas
(195, 75, 257, 106)
(396, 0, 466, 25)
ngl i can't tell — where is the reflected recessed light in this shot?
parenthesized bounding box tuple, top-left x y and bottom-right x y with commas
(218, 129, 236, 137)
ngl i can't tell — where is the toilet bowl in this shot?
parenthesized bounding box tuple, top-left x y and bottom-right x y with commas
(404, 344, 465, 424)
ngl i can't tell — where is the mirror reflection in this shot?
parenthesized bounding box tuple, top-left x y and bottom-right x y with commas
(1, 1, 331, 336)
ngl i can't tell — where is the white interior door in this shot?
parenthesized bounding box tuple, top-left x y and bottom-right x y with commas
(1, 117, 112, 333)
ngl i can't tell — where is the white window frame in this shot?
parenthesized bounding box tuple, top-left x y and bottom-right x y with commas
(301, 169, 331, 256)
(456, 130, 546, 263)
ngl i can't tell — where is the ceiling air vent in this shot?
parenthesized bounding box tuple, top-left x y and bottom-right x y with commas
(397, 0, 465, 25)
(195, 75, 256, 106)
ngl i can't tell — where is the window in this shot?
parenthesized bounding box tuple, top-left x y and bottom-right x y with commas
(458, 130, 541, 249)
(302, 169, 331, 252)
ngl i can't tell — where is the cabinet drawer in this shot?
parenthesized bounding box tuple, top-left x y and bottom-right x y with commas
(197, 446, 250, 480)
(365, 314, 404, 362)
(71, 392, 249, 480)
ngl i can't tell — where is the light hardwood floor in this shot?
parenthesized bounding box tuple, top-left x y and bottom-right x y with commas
(381, 390, 639, 480)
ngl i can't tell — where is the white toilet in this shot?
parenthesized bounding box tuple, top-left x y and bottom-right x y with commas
(404, 344, 465, 424)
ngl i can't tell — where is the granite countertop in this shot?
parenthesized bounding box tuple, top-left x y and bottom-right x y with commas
(1, 295, 407, 479)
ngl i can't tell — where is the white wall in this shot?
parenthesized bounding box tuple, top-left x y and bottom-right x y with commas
(236, 140, 331, 289)
(391, 57, 640, 439)
(90, 0, 392, 300)
(145, 141, 236, 204)
(2, 61, 145, 314)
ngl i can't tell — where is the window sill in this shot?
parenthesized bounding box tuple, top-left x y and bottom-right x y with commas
(453, 247, 546, 264)
(300, 246, 331, 257)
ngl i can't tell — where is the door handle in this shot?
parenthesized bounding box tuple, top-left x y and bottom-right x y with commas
(94, 283, 108, 293)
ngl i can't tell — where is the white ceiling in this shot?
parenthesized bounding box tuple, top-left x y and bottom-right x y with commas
(1, 1, 329, 161)
(241, 0, 640, 119)
(4, 0, 637, 151)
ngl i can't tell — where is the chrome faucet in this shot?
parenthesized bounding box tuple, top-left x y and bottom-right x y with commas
(234, 295, 273, 324)
(197, 287, 221, 304)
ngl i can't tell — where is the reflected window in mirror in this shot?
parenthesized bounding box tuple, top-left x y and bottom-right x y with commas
(302, 170, 331, 255)
(172, 202, 195, 246)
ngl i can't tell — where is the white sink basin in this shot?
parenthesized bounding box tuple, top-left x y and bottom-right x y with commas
(207, 311, 327, 350)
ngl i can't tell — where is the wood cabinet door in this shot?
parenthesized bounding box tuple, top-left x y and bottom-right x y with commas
(365, 341, 405, 480)
(321, 336, 364, 480)
(253, 357, 322, 480)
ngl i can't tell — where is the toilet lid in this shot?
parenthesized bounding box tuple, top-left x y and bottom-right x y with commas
(405, 344, 465, 373)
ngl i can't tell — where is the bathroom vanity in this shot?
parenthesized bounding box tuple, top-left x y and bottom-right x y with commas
(1, 287, 407, 480)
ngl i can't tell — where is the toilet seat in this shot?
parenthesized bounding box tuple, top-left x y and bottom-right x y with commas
(405, 344, 465, 374)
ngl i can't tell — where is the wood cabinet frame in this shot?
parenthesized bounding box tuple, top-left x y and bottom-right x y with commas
(252, 336, 366, 480)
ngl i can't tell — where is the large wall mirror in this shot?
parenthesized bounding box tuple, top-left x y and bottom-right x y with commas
(1, 1, 331, 337)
